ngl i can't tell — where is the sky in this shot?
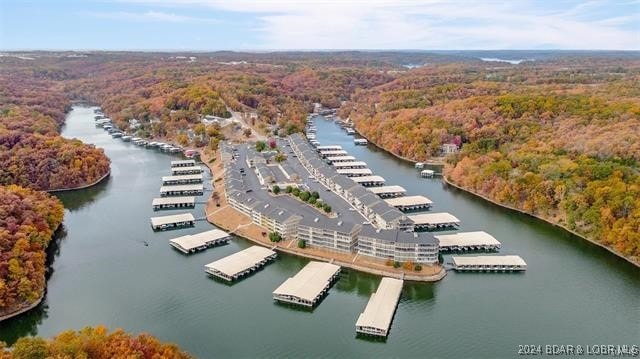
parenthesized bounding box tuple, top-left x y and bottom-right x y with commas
(0, 0, 638, 51)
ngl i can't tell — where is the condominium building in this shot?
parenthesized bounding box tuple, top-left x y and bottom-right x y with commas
(297, 216, 361, 253)
(357, 225, 439, 264)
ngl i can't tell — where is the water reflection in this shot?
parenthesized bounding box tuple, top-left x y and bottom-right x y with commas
(53, 177, 110, 211)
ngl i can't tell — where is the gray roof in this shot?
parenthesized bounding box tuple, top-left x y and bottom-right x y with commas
(298, 215, 359, 234)
(332, 174, 357, 190)
(359, 193, 383, 207)
(347, 185, 370, 199)
(359, 225, 437, 245)
(267, 207, 301, 223)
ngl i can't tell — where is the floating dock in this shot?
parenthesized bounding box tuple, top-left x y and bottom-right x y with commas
(331, 161, 368, 169)
(355, 277, 403, 337)
(272, 261, 341, 307)
(408, 212, 460, 230)
(319, 150, 348, 157)
(159, 184, 204, 197)
(368, 185, 407, 198)
(204, 246, 277, 282)
(384, 195, 433, 211)
(169, 229, 231, 254)
(352, 175, 386, 187)
(171, 159, 196, 168)
(162, 174, 203, 185)
(150, 213, 195, 231)
(316, 145, 343, 151)
(152, 196, 196, 210)
(434, 231, 501, 251)
(326, 155, 356, 163)
(421, 169, 435, 178)
(337, 168, 374, 177)
(171, 166, 203, 175)
(451, 255, 527, 272)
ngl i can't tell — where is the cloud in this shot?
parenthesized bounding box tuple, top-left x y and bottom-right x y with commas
(116, 0, 640, 49)
(87, 10, 219, 23)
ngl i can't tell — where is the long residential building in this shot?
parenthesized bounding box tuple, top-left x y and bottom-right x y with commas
(297, 216, 361, 253)
(357, 225, 438, 264)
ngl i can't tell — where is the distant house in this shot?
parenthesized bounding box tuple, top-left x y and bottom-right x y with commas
(440, 143, 459, 155)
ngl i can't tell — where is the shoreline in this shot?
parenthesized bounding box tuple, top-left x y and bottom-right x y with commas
(199, 149, 446, 283)
(0, 293, 44, 322)
(442, 175, 639, 268)
(47, 170, 111, 193)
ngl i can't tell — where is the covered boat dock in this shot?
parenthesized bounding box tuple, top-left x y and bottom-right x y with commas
(336, 168, 374, 177)
(162, 174, 203, 185)
(171, 166, 203, 175)
(367, 185, 405, 197)
(204, 246, 277, 282)
(152, 196, 196, 210)
(352, 175, 386, 187)
(434, 231, 501, 251)
(169, 229, 231, 254)
(384, 195, 433, 211)
(159, 184, 204, 197)
(272, 261, 341, 307)
(171, 159, 196, 168)
(150, 213, 195, 231)
(451, 255, 527, 272)
(318, 150, 348, 158)
(355, 277, 404, 337)
(331, 161, 368, 169)
(408, 212, 460, 230)
(326, 155, 356, 163)
(316, 145, 342, 152)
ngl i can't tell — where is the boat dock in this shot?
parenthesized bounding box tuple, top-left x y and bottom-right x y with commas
(171, 159, 196, 168)
(355, 277, 404, 338)
(316, 145, 343, 152)
(337, 168, 373, 177)
(159, 184, 204, 197)
(319, 150, 348, 157)
(162, 174, 203, 185)
(272, 261, 341, 307)
(326, 155, 356, 163)
(384, 195, 433, 211)
(152, 196, 196, 210)
(451, 255, 527, 272)
(331, 161, 368, 169)
(408, 212, 460, 230)
(367, 185, 406, 198)
(150, 213, 195, 231)
(171, 166, 203, 175)
(421, 169, 435, 178)
(204, 246, 277, 282)
(354, 138, 368, 145)
(169, 229, 231, 254)
(352, 175, 386, 187)
(434, 231, 501, 251)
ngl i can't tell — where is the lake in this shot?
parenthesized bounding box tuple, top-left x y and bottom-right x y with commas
(1, 107, 638, 358)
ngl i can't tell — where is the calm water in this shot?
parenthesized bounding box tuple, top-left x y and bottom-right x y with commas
(1, 107, 638, 358)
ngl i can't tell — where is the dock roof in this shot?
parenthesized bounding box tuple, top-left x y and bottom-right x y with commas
(316, 145, 343, 150)
(204, 246, 276, 277)
(326, 155, 356, 162)
(434, 231, 500, 247)
(150, 213, 195, 226)
(319, 150, 348, 156)
(352, 175, 386, 184)
(172, 165, 203, 172)
(408, 212, 460, 225)
(171, 159, 196, 167)
(162, 174, 203, 182)
(451, 255, 526, 266)
(169, 229, 231, 252)
(355, 277, 404, 335)
(273, 261, 341, 302)
(332, 161, 368, 168)
(152, 196, 196, 206)
(337, 168, 373, 176)
(159, 184, 204, 193)
(384, 195, 433, 207)
(367, 185, 406, 195)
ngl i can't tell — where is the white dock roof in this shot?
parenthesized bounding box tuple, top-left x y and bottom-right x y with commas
(169, 229, 231, 252)
(408, 212, 460, 225)
(452, 255, 526, 267)
(326, 155, 356, 162)
(159, 184, 204, 193)
(162, 174, 203, 182)
(384, 195, 432, 207)
(171, 159, 196, 167)
(152, 196, 196, 206)
(352, 175, 386, 183)
(273, 261, 341, 302)
(172, 165, 203, 172)
(367, 185, 406, 194)
(356, 278, 403, 335)
(204, 246, 276, 277)
(319, 150, 348, 156)
(434, 231, 501, 247)
(332, 161, 368, 168)
(316, 145, 343, 150)
(150, 213, 195, 227)
(337, 168, 373, 175)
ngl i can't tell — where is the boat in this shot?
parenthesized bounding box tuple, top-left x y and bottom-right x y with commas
(169, 147, 183, 153)
(122, 135, 132, 142)
(421, 169, 435, 178)
(354, 138, 368, 145)
(346, 128, 355, 135)
(111, 132, 123, 138)
(415, 162, 425, 169)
